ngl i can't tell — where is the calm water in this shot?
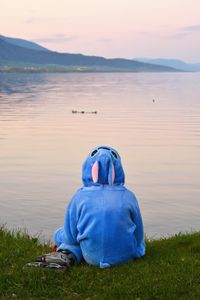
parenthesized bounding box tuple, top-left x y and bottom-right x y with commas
(0, 72, 200, 240)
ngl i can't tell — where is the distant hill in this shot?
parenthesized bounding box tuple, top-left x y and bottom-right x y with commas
(0, 35, 181, 72)
(0, 35, 49, 52)
(135, 58, 200, 72)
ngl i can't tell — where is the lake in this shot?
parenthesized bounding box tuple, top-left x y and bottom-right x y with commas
(0, 72, 199, 241)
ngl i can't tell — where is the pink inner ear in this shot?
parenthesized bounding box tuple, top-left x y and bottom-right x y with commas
(112, 164, 115, 184)
(92, 161, 99, 183)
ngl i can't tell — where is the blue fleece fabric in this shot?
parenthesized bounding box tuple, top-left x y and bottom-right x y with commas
(53, 146, 145, 268)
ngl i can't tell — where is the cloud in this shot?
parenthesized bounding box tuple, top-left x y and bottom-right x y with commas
(137, 31, 167, 38)
(25, 17, 40, 24)
(181, 25, 200, 32)
(24, 16, 71, 25)
(96, 38, 112, 43)
(33, 34, 77, 44)
(170, 32, 188, 40)
(171, 24, 200, 40)
(135, 26, 200, 41)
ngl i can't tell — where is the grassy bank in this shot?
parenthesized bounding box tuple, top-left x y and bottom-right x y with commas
(0, 226, 200, 300)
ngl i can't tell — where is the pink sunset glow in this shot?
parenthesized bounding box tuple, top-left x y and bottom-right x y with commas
(1, 0, 200, 62)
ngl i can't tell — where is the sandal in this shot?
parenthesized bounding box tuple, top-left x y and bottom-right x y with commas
(23, 261, 67, 270)
(36, 250, 76, 267)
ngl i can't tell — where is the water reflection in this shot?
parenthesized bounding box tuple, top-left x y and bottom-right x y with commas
(0, 72, 200, 240)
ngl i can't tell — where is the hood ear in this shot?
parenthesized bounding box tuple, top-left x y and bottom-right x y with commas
(108, 161, 115, 185)
(92, 160, 99, 183)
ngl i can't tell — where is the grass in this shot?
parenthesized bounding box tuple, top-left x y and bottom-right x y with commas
(0, 226, 200, 300)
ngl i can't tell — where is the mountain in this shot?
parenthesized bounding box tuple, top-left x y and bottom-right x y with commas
(135, 58, 200, 72)
(0, 36, 181, 72)
(0, 35, 49, 52)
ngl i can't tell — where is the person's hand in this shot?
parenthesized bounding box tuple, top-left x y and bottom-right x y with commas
(51, 243, 57, 252)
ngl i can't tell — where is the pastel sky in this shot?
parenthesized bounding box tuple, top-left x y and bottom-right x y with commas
(1, 0, 200, 62)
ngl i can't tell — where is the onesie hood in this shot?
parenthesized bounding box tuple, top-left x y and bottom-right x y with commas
(82, 146, 125, 186)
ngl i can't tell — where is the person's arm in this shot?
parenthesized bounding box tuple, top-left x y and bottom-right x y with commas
(131, 193, 146, 257)
(53, 195, 83, 263)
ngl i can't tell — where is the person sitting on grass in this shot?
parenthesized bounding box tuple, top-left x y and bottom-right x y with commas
(33, 146, 146, 269)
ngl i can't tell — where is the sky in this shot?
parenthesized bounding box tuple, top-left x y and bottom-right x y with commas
(0, 0, 200, 62)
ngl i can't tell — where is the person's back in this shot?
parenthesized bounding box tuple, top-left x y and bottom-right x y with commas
(53, 146, 145, 268)
(70, 185, 145, 267)
(24, 146, 145, 270)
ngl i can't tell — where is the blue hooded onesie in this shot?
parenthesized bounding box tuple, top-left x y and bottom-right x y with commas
(53, 146, 145, 268)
